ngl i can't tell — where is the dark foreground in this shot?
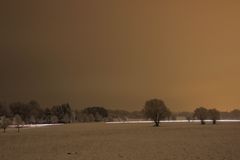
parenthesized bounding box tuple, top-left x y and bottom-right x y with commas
(0, 122, 240, 160)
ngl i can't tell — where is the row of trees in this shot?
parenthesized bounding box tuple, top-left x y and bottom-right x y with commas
(0, 101, 72, 124)
(74, 107, 109, 122)
(0, 115, 23, 133)
(0, 101, 113, 123)
(0, 101, 145, 124)
(194, 107, 220, 124)
(179, 110, 240, 120)
(0, 101, 113, 132)
(1, 99, 240, 131)
(220, 109, 240, 119)
(143, 99, 233, 126)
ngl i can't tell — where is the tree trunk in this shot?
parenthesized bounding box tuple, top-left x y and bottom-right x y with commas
(201, 120, 205, 125)
(3, 128, 6, 133)
(154, 121, 160, 127)
(213, 119, 216, 124)
(154, 113, 160, 127)
(18, 127, 20, 133)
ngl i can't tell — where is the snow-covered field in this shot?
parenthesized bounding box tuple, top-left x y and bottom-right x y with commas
(7, 120, 240, 128)
(9, 123, 63, 128)
(1, 123, 240, 160)
(106, 119, 240, 124)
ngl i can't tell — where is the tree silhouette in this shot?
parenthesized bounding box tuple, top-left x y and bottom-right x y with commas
(208, 108, 220, 124)
(82, 106, 108, 122)
(0, 116, 11, 133)
(230, 109, 240, 119)
(51, 103, 72, 123)
(13, 114, 23, 133)
(0, 103, 10, 117)
(144, 99, 170, 127)
(194, 107, 208, 125)
(28, 100, 43, 123)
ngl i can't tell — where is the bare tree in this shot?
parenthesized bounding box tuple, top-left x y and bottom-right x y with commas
(13, 114, 23, 133)
(194, 107, 208, 125)
(0, 116, 11, 133)
(208, 109, 220, 124)
(144, 99, 170, 127)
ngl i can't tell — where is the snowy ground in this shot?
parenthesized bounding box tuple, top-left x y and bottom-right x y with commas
(1, 123, 240, 160)
(7, 120, 240, 128)
(9, 123, 63, 128)
(106, 119, 240, 124)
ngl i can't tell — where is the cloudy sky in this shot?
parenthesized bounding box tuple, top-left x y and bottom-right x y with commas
(1, 0, 240, 111)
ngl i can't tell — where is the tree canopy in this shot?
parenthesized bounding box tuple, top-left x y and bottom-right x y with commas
(194, 107, 208, 124)
(208, 109, 220, 124)
(144, 99, 170, 127)
(82, 106, 108, 122)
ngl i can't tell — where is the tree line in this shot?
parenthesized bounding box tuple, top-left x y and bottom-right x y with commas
(0, 100, 145, 125)
(0, 101, 113, 124)
(1, 99, 240, 131)
(0, 101, 73, 124)
(0, 100, 145, 132)
(143, 99, 240, 126)
(173, 109, 240, 122)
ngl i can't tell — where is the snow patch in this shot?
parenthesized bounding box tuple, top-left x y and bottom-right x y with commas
(106, 120, 240, 124)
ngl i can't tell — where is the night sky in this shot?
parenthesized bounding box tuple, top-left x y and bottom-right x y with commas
(1, 0, 240, 111)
